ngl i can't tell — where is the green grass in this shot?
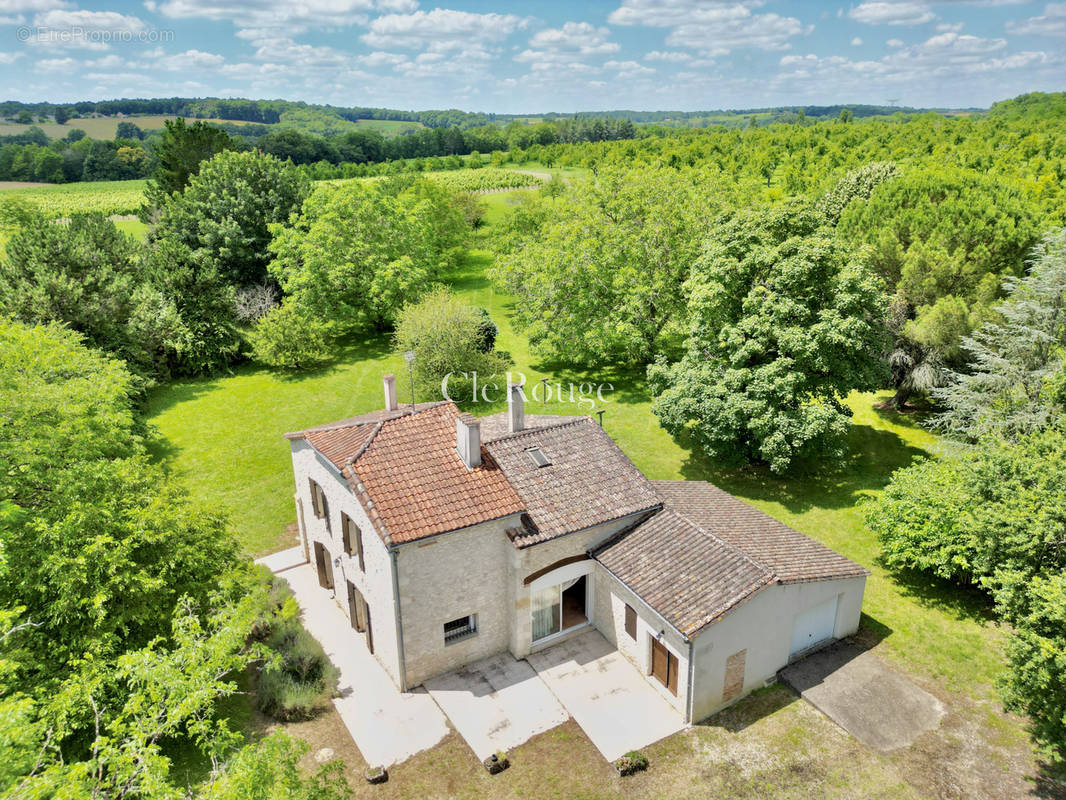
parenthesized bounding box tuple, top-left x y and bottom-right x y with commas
(0, 179, 146, 216)
(0, 115, 251, 140)
(352, 119, 424, 136)
(145, 190, 1008, 704)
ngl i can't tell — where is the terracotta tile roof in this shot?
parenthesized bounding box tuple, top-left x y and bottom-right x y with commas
(484, 419, 661, 547)
(347, 403, 524, 545)
(479, 412, 584, 442)
(283, 402, 444, 441)
(592, 509, 775, 637)
(652, 481, 869, 584)
(304, 423, 378, 471)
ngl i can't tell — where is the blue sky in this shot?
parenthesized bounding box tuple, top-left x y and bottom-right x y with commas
(0, 0, 1063, 112)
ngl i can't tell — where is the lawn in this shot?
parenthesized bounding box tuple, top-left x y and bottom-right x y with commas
(144, 191, 1048, 797)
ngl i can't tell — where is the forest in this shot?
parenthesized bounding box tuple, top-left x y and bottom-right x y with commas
(1, 90, 1065, 796)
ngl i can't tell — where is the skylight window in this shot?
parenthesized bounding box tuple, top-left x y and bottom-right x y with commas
(525, 446, 551, 468)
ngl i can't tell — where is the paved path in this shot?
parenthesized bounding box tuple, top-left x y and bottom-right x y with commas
(527, 629, 686, 761)
(779, 640, 945, 752)
(425, 652, 568, 759)
(257, 550, 449, 767)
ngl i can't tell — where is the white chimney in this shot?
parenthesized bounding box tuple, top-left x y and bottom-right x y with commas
(508, 383, 525, 433)
(456, 413, 482, 469)
(383, 373, 398, 412)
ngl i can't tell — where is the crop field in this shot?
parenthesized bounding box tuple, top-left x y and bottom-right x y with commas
(0, 115, 254, 140)
(0, 179, 146, 216)
(352, 118, 424, 135)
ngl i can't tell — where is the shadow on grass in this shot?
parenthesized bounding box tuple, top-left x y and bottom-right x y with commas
(672, 419, 931, 516)
(880, 567, 996, 627)
(694, 683, 798, 734)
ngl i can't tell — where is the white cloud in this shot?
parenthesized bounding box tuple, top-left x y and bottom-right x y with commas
(851, 36, 863, 45)
(848, 2, 936, 26)
(34, 56, 77, 71)
(604, 58, 655, 78)
(936, 21, 964, 32)
(358, 50, 406, 67)
(148, 0, 396, 29)
(362, 9, 527, 49)
(34, 8, 145, 30)
(887, 37, 905, 47)
(0, 0, 67, 12)
(0, 50, 21, 63)
(527, 22, 618, 56)
(610, 0, 808, 56)
(644, 50, 691, 62)
(1006, 3, 1066, 36)
(150, 49, 227, 70)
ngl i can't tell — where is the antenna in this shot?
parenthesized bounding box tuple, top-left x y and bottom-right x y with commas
(596, 409, 605, 427)
(403, 350, 416, 411)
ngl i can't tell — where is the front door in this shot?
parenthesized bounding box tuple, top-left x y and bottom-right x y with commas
(314, 541, 333, 589)
(346, 580, 373, 654)
(650, 637, 678, 695)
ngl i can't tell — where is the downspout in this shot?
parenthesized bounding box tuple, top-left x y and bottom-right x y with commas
(685, 639, 696, 724)
(389, 546, 408, 692)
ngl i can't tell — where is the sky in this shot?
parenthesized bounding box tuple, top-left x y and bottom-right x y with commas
(0, 0, 1063, 113)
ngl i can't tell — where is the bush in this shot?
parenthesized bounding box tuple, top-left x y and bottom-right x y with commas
(614, 751, 648, 776)
(249, 304, 332, 370)
(394, 288, 511, 398)
(251, 575, 339, 722)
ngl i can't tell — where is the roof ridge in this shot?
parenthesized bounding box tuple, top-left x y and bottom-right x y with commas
(482, 415, 593, 444)
(665, 502, 778, 581)
(284, 401, 450, 439)
(344, 420, 383, 469)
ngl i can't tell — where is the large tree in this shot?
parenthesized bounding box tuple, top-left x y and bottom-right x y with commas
(491, 166, 725, 365)
(143, 117, 234, 208)
(268, 176, 467, 331)
(838, 166, 1041, 407)
(152, 150, 310, 286)
(932, 228, 1066, 442)
(650, 200, 889, 473)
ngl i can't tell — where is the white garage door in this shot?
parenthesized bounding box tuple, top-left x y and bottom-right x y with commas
(789, 596, 838, 657)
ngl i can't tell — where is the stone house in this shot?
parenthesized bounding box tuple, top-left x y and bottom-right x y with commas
(285, 375, 868, 722)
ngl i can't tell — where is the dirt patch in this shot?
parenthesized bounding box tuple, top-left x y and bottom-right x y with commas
(0, 181, 51, 190)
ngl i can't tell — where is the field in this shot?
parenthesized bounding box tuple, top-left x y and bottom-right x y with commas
(0, 115, 255, 140)
(0, 178, 146, 216)
(142, 191, 1054, 798)
(352, 118, 424, 135)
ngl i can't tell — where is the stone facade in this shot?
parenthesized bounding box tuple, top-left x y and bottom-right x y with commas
(291, 438, 404, 686)
(593, 566, 691, 716)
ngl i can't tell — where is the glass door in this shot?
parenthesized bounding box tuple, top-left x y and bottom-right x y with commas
(531, 576, 588, 642)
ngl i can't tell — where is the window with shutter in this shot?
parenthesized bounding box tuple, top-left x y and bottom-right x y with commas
(342, 513, 364, 571)
(624, 603, 637, 640)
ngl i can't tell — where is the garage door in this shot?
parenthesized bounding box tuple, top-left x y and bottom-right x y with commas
(790, 596, 838, 657)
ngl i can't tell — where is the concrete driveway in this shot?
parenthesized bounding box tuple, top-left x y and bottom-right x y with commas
(527, 629, 686, 760)
(424, 652, 568, 759)
(259, 548, 450, 767)
(779, 640, 945, 752)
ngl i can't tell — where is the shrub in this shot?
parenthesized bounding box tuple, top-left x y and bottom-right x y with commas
(234, 282, 279, 323)
(614, 751, 648, 776)
(250, 574, 339, 722)
(249, 304, 332, 370)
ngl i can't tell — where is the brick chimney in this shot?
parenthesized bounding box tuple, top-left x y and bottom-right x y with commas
(508, 382, 525, 433)
(383, 374, 397, 412)
(456, 413, 481, 469)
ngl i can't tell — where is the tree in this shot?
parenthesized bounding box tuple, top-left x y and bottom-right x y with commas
(933, 229, 1066, 442)
(115, 121, 144, 140)
(269, 177, 467, 331)
(838, 166, 1041, 407)
(393, 288, 511, 396)
(53, 106, 70, 125)
(817, 161, 899, 225)
(649, 200, 889, 473)
(492, 166, 721, 365)
(0, 320, 238, 684)
(144, 118, 234, 209)
(865, 426, 1066, 761)
(248, 304, 332, 370)
(0, 211, 152, 373)
(152, 150, 310, 286)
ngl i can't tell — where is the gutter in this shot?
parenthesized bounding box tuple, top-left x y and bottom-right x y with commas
(685, 639, 696, 724)
(389, 547, 408, 692)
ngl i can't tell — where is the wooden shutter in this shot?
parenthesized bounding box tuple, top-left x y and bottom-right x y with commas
(342, 513, 352, 554)
(651, 638, 667, 686)
(343, 514, 365, 571)
(314, 542, 331, 589)
(308, 478, 322, 517)
(624, 604, 637, 640)
(666, 650, 679, 695)
(364, 603, 373, 654)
